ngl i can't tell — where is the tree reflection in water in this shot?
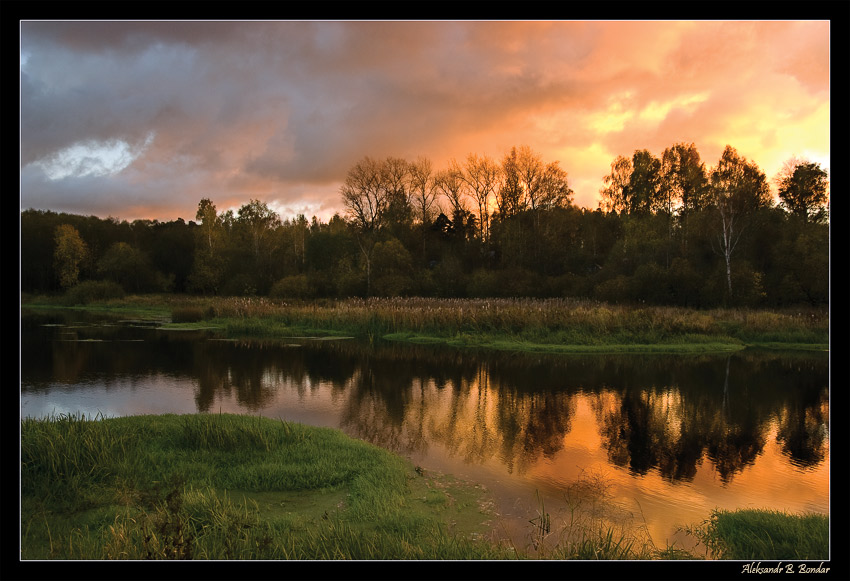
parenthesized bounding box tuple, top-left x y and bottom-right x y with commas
(23, 312, 829, 486)
(182, 338, 827, 484)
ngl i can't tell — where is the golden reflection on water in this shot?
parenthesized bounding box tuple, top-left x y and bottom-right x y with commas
(326, 357, 828, 551)
(22, 317, 829, 552)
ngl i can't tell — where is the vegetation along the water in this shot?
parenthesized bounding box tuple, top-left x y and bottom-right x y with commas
(22, 294, 828, 354)
(20, 413, 828, 560)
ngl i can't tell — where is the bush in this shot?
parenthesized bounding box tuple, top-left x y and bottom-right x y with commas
(496, 268, 543, 298)
(631, 263, 670, 305)
(730, 262, 767, 308)
(466, 269, 499, 298)
(594, 275, 631, 304)
(269, 274, 313, 300)
(373, 273, 414, 297)
(431, 257, 467, 298)
(171, 306, 206, 323)
(63, 280, 125, 305)
(220, 274, 257, 297)
(667, 258, 704, 307)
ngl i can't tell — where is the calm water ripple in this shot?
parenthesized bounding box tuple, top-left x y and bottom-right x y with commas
(20, 309, 829, 552)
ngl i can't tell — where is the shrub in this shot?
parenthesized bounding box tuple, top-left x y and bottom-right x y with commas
(594, 275, 631, 304)
(631, 263, 670, 305)
(496, 268, 543, 298)
(220, 274, 257, 297)
(373, 273, 414, 297)
(466, 269, 499, 298)
(171, 306, 205, 323)
(269, 274, 313, 300)
(64, 280, 125, 305)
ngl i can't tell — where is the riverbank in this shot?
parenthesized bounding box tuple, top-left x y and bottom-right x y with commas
(21, 413, 507, 560)
(21, 294, 829, 354)
(20, 413, 828, 561)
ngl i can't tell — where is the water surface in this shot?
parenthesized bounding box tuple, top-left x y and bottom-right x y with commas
(20, 309, 829, 554)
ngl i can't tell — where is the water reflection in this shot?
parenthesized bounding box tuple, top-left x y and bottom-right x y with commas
(21, 310, 829, 489)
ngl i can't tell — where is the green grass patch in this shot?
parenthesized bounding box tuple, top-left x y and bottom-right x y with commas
(744, 342, 830, 352)
(684, 508, 829, 560)
(21, 413, 509, 560)
(384, 332, 746, 354)
(21, 414, 823, 560)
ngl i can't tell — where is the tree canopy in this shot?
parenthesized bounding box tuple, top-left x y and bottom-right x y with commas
(22, 142, 828, 308)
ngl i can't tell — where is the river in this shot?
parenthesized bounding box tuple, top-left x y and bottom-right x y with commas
(20, 308, 830, 555)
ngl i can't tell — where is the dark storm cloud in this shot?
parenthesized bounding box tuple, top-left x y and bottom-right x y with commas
(20, 20, 830, 221)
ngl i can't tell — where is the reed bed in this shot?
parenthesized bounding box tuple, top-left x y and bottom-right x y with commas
(24, 293, 827, 349)
(190, 296, 827, 348)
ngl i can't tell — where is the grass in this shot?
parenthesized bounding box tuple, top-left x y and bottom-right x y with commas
(20, 414, 829, 561)
(683, 508, 829, 560)
(21, 294, 829, 354)
(382, 332, 746, 354)
(21, 413, 510, 560)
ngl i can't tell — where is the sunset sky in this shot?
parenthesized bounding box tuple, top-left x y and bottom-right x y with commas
(20, 20, 831, 224)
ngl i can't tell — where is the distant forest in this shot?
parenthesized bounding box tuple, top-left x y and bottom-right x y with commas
(22, 143, 829, 308)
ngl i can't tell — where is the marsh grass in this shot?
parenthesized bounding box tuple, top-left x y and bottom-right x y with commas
(683, 508, 829, 560)
(514, 470, 828, 561)
(521, 469, 670, 560)
(24, 294, 828, 352)
(20, 414, 823, 560)
(21, 412, 139, 511)
(170, 305, 205, 323)
(20, 413, 511, 560)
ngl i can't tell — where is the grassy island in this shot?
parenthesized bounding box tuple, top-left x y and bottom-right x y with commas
(22, 294, 829, 354)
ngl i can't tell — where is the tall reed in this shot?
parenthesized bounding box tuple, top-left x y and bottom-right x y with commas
(21, 413, 137, 509)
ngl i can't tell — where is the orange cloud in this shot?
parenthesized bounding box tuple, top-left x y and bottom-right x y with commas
(20, 20, 830, 222)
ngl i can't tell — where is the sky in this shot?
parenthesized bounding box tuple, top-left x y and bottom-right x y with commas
(19, 20, 831, 224)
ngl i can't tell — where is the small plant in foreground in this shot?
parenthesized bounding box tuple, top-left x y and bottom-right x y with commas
(682, 508, 828, 560)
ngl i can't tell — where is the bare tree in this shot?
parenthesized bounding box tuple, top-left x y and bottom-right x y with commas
(381, 157, 411, 198)
(409, 156, 439, 226)
(341, 156, 386, 232)
(380, 156, 413, 235)
(496, 147, 524, 218)
(515, 145, 545, 211)
(340, 156, 388, 296)
(434, 160, 468, 218)
(409, 156, 439, 260)
(462, 153, 501, 241)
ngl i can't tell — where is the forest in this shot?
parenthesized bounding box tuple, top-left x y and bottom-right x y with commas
(21, 142, 829, 308)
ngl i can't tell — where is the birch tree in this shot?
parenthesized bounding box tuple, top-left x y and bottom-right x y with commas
(709, 145, 771, 300)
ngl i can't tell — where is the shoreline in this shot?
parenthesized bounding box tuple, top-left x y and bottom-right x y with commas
(21, 294, 829, 355)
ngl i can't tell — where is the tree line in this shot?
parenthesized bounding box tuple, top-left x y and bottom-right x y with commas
(22, 142, 828, 308)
